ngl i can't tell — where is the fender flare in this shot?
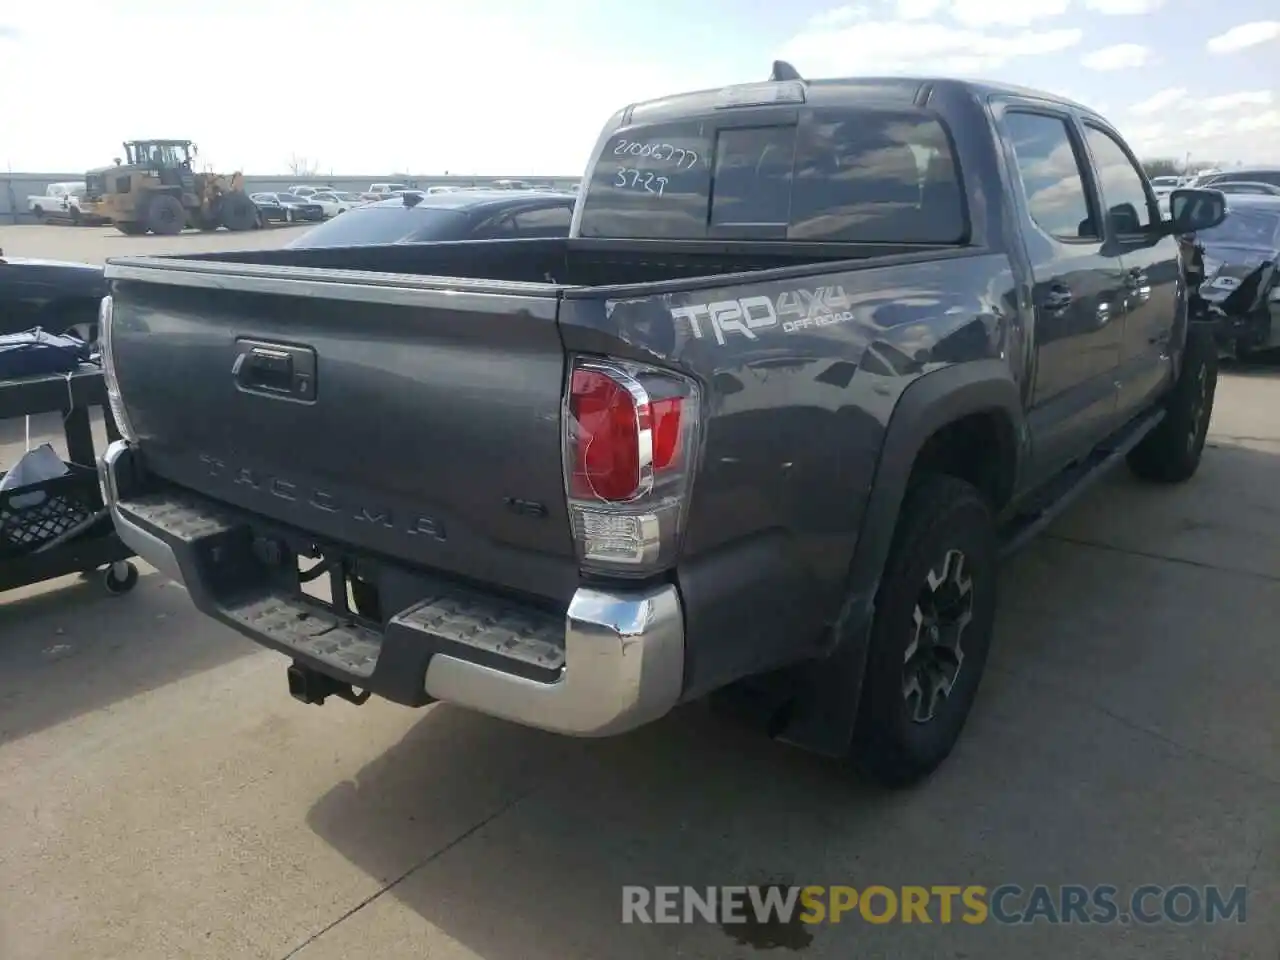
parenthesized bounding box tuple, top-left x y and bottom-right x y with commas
(776, 359, 1025, 756)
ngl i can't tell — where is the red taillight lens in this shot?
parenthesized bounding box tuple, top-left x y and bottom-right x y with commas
(563, 356, 701, 574)
(651, 397, 683, 471)
(569, 368, 640, 501)
(568, 367, 686, 502)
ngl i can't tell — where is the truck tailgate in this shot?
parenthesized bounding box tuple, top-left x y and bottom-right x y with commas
(106, 261, 577, 604)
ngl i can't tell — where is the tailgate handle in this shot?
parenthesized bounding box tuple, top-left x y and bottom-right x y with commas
(232, 340, 317, 402)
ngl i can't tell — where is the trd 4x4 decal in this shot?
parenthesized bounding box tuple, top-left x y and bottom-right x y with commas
(669, 286, 858, 345)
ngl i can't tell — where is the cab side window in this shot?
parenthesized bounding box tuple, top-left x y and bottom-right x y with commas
(1083, 125, 1157, 235)
(1003, 112, 1097, 241)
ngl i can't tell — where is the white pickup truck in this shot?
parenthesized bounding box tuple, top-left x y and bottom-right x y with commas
(27, 182, 90, 223)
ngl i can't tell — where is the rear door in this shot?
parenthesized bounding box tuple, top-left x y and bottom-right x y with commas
(995, 103, 1126, 487)
(1078, 121, 1180, 417)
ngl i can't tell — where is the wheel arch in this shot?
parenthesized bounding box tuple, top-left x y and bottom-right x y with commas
(774, 359, 1025, 756)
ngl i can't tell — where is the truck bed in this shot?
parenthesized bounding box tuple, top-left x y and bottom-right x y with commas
(103, 236, 995, 643)
(139, 236, 956, 291)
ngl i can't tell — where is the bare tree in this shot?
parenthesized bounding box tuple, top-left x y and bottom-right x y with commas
(287, 153, 320, 177)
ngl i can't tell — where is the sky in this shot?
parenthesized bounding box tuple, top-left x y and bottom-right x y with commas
(0, 0, 1276, 176)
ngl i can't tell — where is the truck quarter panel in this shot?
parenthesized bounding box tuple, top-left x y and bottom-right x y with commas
(566, 251, 1019, 695)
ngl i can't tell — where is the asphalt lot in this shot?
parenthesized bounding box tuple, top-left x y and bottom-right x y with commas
(0, 223, 1276, 960)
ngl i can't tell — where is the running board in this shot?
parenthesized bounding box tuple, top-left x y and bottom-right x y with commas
(998, 409, 1164, 559)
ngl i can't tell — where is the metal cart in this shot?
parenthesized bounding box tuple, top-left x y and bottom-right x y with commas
(0, 364, 139, 595)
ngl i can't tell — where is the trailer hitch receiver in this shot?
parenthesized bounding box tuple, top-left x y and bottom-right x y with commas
(287, 661, 371, 706)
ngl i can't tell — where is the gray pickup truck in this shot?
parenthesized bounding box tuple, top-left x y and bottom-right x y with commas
(97, 65, 1227, 786)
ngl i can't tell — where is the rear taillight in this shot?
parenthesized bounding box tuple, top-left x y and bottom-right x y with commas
(563, 357, 701, 575)
(99, 295, 138, 443)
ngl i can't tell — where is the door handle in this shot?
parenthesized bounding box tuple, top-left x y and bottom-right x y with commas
(1042, 284, 1074, 313)
(231, 339, 317, 402)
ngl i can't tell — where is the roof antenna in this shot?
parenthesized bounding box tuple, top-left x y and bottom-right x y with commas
(770, 60, 804, 82)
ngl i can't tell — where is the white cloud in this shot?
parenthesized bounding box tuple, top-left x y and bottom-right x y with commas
(896, 0, 946, 19)
(1124, 123, 1168, 149)
(1201, 90, 1273, 111)
(780, 20, 1082, 75)
(1207, 21, 1280, 53)
(807, 5, 872, 27)
(1081, 43, 1152, 70)
(1128, 88, 1272, 116)
(947, 0, 1070, 27)
(1129, 88, 1187, 115)
(1083, 0, 1166, 13)
(1234, 111, 1280, 133)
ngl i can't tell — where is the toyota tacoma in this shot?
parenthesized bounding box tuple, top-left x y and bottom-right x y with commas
(96, 65, 1227, 786)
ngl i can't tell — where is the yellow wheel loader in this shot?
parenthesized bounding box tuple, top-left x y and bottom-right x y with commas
(82, 140, 259, 236)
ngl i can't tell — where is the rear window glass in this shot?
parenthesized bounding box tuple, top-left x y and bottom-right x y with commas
(577, 108, 966, 244)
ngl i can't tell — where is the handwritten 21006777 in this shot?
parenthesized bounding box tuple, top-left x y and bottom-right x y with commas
(610, 139, 701, 197)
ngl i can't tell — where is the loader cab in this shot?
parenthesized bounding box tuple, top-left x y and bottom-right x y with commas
(124, 140, 195, 188)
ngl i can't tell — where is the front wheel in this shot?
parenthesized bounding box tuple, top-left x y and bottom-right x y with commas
(849, 475, 998, 788)
(1127, 323, 1217, 483)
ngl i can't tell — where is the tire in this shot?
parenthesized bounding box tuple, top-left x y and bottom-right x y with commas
(70, 207, 82, 225)
(285, 208, 294, 223)
(849, 475, 998, 788)
(32, 204, 44, 220)
(1127, 324, 1217, 483)
(145, 194, 186, 235)
(103, 562, 139, 595)
(115, 221, 148, 236)
(219, 191, 258, 232)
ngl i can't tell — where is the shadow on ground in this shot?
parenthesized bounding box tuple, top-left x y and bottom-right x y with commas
(0, 571, 257, 745)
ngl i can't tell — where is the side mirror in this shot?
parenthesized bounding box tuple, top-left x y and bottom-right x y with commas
(1167, 188, 1227, 235)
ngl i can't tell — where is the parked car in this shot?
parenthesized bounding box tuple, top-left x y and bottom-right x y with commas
(367, 182, 409, 196)
(302, 191, 361, 218)
(286, 185, 338, 199)
(1150, 175, 1182, 197)
(0, 249, 106, 341)
(98, 69, 1226, 788)
(284, 190, 576, 248)
(1204, 181, 1280, 198)
(1192, 195, 1280, 360)
(27, 182, 94, 224)
(1193, 167, 1280, 190)
(250, 193, 325, 223)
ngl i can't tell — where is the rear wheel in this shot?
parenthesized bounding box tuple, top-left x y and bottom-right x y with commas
(219, 191, 258, 232)
(1127, 324, 1217, 483)
(114, 221, 148, 236)
(849, 475, 998, 788)
(145, 194, 186, 236)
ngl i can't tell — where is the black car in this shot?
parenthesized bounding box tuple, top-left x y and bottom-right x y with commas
(0, 250, 106, 340)
(1194, 195, 1280, 359)
(285, 190, 575, 248)
(1195, 167, 1280, 190)
(251, 193, 325, 224)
